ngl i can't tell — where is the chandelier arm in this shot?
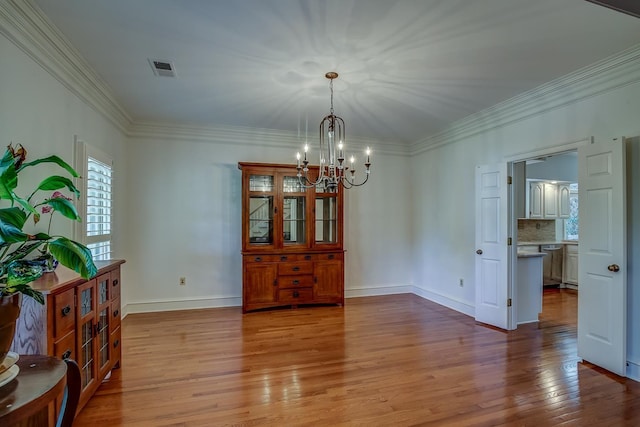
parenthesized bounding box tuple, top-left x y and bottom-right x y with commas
(339, 172, 370, 188)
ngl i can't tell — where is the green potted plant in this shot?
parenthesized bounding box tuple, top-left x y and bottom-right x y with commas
(0, 143, 97, 362)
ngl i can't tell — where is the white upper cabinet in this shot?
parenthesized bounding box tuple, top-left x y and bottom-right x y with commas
(543, 183, 558, 218)
(527, 180, 570, 219)
(558, 184, 570, 218)
(528, 181, 544, 218)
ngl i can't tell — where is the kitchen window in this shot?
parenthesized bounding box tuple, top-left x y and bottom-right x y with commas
(564, 183, 578, 240)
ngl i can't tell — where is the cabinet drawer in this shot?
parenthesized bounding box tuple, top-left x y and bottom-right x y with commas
(279, 275, 314, 288)
(274, 254, 314, 262)
(245, 254, 280, 263)
(111, 268, 121, 301)
(54, 288, 76, 339)
(54, 330, 76, 361)
(278, 262, 313, 275)
(111, 298, 121, 333)
(278, 288, 313, 303)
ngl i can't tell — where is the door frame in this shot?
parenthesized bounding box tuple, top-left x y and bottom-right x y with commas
(503, 137, 591, 330)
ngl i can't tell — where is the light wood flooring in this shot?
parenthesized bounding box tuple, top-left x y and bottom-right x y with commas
(74, 290, 640, 426)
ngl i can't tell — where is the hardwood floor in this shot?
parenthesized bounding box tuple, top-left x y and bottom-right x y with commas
(75, 290, 640, 426)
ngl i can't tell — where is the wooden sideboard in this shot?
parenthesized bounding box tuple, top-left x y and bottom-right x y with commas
(10, 259, 125, 414)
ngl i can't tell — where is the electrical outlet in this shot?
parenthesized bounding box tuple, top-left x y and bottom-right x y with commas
(179, 277, 186, 286)
(459, 278, 464, 287)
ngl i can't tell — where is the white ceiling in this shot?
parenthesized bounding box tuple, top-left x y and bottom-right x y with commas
(32, 0, 640, 145)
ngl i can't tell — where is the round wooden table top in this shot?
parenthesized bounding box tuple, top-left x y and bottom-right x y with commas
(0, 355, 66, 425)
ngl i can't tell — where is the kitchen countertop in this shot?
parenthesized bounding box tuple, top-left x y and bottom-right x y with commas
(517, 252, 547, 258)
(518, 241, 579, 246)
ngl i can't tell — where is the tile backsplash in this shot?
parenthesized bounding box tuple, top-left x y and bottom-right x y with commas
(518, 219, 556, 241)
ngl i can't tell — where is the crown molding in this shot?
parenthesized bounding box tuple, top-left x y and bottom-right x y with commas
(0, 0, 132, 133)
(129, 121, 411, 157)
(411, 43, 640, 155)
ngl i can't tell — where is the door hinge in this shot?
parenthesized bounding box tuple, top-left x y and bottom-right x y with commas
(507, 298, 512, 307)
(507, 176, 512, 185)
(507, 237, 512, 246)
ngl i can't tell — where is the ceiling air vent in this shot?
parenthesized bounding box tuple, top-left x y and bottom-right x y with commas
(148, 59, 177, 77)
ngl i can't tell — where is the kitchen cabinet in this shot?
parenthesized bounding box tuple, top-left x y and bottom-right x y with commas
(558, 184, 571, 218)
(238, 162, 344, 313)
(541, 245, 563, 285)
(563, 244, 579, 285)
(527, 181, 570, 219)
(528, 181, 544, 218)
(543, 183, 558, 218)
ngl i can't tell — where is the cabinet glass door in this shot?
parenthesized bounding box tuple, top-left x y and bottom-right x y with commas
(97, 275, 111, 377)
(77, 281, 96, 392)
(248, 175, 274, 245)
(315, 196, 337, 244)
(282, 176, 307, 245)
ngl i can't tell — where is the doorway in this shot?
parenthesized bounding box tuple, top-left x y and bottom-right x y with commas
(512, 150, 578, 328)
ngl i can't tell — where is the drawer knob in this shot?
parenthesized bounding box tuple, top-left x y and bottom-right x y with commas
(280, 256, 288, 261)
(113, 279, 119, 286)
(255, 256, 262, 262)
(113, 309, 119, 317)
(292, 280, 299, 285)
(61, 305, 71, 316)
(292, 266, 300, 272)
(62, 350, 72, 360)
(293, 291, 299, 298)
(328, 254, 335, 260)
(304, 255, 312, 260)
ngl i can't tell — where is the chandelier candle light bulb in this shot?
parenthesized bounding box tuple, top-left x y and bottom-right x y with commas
(295, 71, 372, 190)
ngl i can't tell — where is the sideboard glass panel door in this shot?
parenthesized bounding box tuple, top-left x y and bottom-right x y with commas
(77, 281, 96, 391)
(97, 276, 111, 376)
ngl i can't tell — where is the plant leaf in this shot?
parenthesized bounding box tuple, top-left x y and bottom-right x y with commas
(46, 197, 80, 221)
(0, 207, 29, 244)
(18, 155, 79, 177)
(49, 237, 97, 279)
(0, 149, 18, 200)
(5, 260, 44, 287)
(14, 194, 37, 215)
(37, 176, 80, 198)
(2, 240, 45, 264)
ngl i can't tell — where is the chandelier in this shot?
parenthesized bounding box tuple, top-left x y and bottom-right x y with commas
(296, 72, 371, 190)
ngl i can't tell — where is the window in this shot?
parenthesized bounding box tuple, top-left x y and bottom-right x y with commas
(75, 139, 113, 260)
(564, 183, 578, 240)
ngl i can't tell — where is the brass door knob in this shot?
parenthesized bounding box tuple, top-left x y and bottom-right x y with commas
(476, 249, 483, 255)
(608, 264, 620, 272)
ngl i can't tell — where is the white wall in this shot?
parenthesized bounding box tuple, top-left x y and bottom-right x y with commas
(0, 32, 127, 265)
(410, 71, 640, 379)
(123, 131, 413, 312)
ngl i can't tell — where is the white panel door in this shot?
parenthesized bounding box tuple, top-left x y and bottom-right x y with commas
(578, 139, 626, 376)
(475, 164, 509, 329)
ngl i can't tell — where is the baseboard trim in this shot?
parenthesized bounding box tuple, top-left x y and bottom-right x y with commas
(125, 296, 241, 315)
(627, 360, 640, 382)
(411, 286, 475, 318)
(345, 285, 412, 298)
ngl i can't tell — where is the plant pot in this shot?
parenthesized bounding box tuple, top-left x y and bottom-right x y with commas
(32, 253, 59, 273)
(0, 293, 21, 364)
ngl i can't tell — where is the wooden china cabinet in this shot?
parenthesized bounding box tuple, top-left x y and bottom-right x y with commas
(238, 162, 345, 313)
